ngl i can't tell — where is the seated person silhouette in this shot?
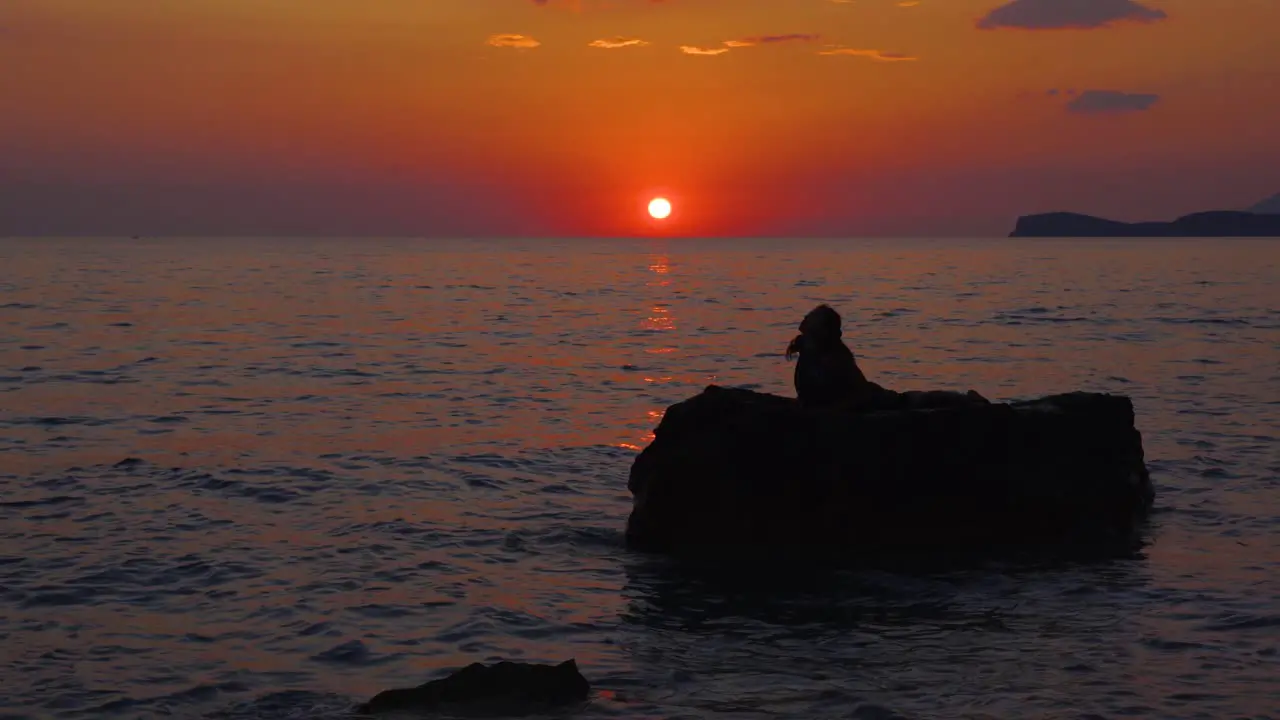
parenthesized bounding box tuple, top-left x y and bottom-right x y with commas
(786, 303, 990, 411)
(785, 304, 878, 409)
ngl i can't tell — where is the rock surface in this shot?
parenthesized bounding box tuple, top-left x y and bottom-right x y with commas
(625, 386, 1154, 555)
(358, 659, 590, 716)
(1009, 210, 1280, 237)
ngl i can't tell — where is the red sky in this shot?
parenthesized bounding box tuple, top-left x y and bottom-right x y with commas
(1, 0, 1278, 237)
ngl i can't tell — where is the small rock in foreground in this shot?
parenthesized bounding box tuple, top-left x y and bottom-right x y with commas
(357, 659, 590, 716)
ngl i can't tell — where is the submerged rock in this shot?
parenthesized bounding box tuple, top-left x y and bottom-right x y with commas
(625, 385, 1153, 555)
(358, 659, 590, 716)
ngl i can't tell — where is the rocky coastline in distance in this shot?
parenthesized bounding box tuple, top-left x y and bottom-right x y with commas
(1009, 193, 1280, 237)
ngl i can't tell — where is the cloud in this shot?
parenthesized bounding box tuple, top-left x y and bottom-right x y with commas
(588, 37, 650, 49)
(487, 34, 541, 48)
(682, 33, 819, 55)
(680, 45, 731, 56)
(1065, 89, 1160, 114)
(818, 48, 918, 61)
(977, 0, 1167, 30)
(726, 34, 820, 47)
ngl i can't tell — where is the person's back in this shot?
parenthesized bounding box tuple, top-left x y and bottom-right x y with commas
(785, 304, 873, 408)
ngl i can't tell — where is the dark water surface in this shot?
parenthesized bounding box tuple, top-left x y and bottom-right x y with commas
(1, 237, 1277, 719)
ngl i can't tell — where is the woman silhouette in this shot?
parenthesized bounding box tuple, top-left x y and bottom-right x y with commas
(785, 304, 875, 408)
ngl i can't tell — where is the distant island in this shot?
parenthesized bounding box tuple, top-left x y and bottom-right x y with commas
(1249, 193, 1280, 214)
(1010, 194, 1280, 237)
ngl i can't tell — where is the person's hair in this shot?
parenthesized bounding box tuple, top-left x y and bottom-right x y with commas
(785, 334, 803, 360)
(785, 304, 843, 359)
(804, 304, 842, 335)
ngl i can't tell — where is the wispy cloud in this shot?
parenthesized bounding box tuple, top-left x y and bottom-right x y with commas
(818, 48, 918, 62)
(682, 33, 819, 55)
(726, 34, 821, 47)
(978, 0, 1167, 30)
(486, 34, 541, 49)
(680, 45, 731, 56)
(588, 37, 650, 49)
(1066, 89, 1160, 114)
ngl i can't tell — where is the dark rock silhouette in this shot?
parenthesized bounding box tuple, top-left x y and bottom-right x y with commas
(1010, 210, 1280, 237)
(357, 659, 590, 716)
(625, 386, 1153, 555)
(1248, 192, 1280, 214)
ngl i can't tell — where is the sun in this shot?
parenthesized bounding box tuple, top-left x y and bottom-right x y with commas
(648, 197, 672, 220)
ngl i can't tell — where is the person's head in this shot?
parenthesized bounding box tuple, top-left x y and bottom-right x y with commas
(786, 304, 843, 358)
(800, 304, 842, 339)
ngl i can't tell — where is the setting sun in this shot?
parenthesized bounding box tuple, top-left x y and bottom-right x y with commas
(648, 198, 672, 220)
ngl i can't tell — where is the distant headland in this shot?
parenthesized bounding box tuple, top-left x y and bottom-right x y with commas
(1249, 192, 1280, 214)
(1010, 193, 1280, 237)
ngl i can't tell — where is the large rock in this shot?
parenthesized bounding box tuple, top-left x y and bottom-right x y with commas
(358, 659, 590, 716)
(625, 386, 1154, 555)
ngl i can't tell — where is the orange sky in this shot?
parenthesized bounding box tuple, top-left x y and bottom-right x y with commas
(1, 0, 1278, 236)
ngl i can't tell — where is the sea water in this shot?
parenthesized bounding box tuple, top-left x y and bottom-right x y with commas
(1, 237, 1277, 719)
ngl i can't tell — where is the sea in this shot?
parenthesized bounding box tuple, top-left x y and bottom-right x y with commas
(1, 237, 1277, 719)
